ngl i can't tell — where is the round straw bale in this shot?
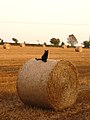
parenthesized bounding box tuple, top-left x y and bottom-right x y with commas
(62, 45, 67, 48)
(3, 43, 11, 49)
(75, 46, 83, 52)
(17, 59, 78, 110)
(42, 44, 46, 51)
(20, 43, 25, 47)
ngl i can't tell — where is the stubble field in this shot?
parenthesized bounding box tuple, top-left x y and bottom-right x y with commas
(0, 45, 90, 120)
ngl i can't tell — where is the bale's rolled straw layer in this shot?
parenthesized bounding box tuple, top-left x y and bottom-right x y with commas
(17, 59, 78, 110)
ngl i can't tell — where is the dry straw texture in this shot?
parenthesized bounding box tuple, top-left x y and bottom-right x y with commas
(17, 59, 78, 110)
(75, 46, 83, 52)
(3, 43, 11, 49)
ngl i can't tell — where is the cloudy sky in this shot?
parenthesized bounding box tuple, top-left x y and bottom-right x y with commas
(0, 0, 90, 44)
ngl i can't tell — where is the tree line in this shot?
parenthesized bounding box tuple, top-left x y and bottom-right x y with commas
(0, 34, 90, 48)
(50, 34, 90, 48)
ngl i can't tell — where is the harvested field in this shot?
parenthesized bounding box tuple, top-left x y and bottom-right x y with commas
(0, 45, 90, 120)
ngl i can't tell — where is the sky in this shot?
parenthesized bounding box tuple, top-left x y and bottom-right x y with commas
(0, 0, 90, 45)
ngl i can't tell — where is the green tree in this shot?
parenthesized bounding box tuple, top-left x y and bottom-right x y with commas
(83, 40, 90, 48)
(0, 38, 4, 44)
(67, 34, 78, 47)
(43, 42, 47, 46)
(50, 38, 60, 46)
(24, 41, 26, 44)
(12, 38, 18, 44)
(61, 41, 65, 46)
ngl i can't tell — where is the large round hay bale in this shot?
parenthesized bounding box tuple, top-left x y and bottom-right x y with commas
(75, 46, 83, 52)
(17, 59, 78, 110)
(20, 43, 25, 47)
(62, 45, 67, 49)
(3, 43, 11, 49)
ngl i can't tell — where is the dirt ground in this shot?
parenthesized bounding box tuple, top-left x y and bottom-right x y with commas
(0, 45, 90, 120)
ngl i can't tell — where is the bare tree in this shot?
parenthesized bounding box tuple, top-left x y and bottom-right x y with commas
(67, 34, 78, 47)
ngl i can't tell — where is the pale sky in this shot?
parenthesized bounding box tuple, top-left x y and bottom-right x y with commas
(0, 0, 90, 44)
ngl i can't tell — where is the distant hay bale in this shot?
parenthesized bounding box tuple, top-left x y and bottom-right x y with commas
(17, 59, 78, 110)
(42, 44, 46, 51)
(75, 46, 83, 52)
(62, 45, 67, 49)
(20, 43, 25, 47)
(3, 43, 11, 49)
